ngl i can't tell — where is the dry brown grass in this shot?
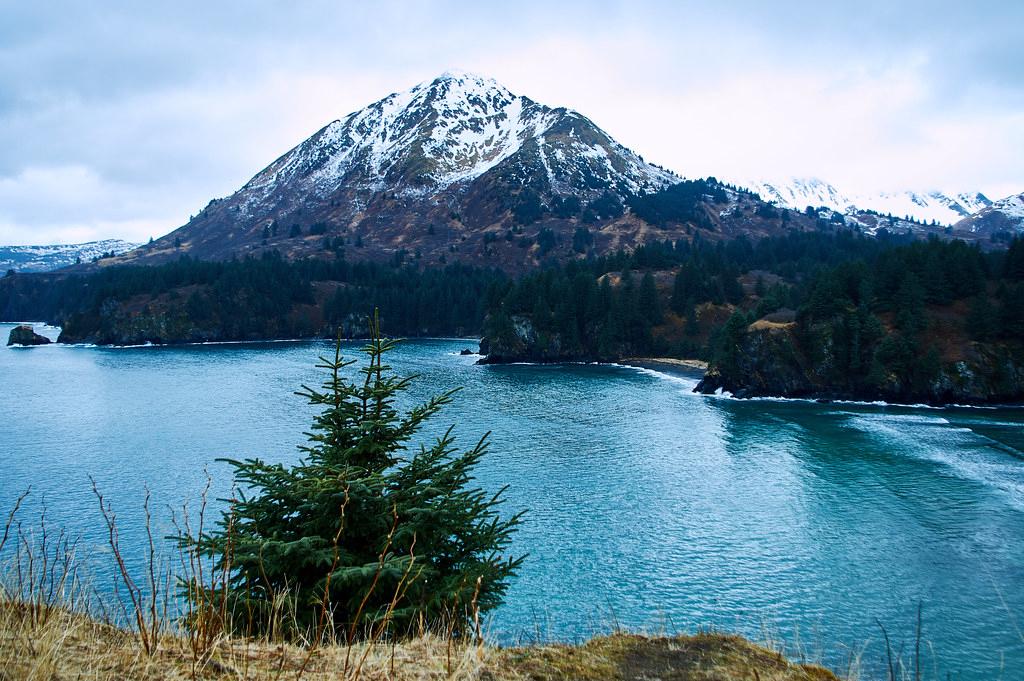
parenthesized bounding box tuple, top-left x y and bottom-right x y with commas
(499, 633, 840, 681)
(0, 601, 842, 681)
(747, 319, 797, 333)
(0, 599, 496, 680)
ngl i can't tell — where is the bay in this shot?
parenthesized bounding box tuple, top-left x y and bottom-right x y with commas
(2, 322, 1023, 679)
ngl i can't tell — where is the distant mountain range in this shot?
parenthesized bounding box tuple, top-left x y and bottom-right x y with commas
(737, 177, 992, 226)
(0, 239, 139, 273)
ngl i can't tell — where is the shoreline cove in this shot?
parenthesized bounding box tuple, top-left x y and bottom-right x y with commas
(6, 324, 1018, 412)
(484, 355, 1022, 411)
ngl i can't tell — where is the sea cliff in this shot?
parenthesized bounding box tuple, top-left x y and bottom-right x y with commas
(695, 318, 1024, 405)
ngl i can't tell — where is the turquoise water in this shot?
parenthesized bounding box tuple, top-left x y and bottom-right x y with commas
(2, 322, 1023, 679)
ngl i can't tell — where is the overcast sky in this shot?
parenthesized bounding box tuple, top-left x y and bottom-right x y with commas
(2, 1, 1022, 245)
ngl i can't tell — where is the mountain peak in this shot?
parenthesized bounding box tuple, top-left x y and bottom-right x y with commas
(415, 69, 512, 101)
(434, 69, 495, 84)
(407, 70, 521, 127)
(139, 74, 679, 267)
(236, 71, 674, 206)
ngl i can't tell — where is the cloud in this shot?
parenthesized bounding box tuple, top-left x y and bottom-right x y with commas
(0, 0, 1021, 244)
(0, 165, 176, 244)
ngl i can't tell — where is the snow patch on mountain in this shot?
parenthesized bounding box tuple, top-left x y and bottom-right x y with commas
(738, 177, 991, 226)
(0, 239, 139, 273)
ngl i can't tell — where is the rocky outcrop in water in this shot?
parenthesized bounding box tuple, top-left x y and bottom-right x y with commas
(7, 325, 51, 346)
(477, 314, 613, 363)
(478, 315, 540, 363)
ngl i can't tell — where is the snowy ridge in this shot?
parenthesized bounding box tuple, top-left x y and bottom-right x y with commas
(738, 177, 992, 226)
(239, 71, 675, 209)
(953, 191, 1024, 235)
(989, 193, 1024, 219)
(0, 239, 139, 273)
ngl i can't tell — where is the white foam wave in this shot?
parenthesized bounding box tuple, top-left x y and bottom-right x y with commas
(609, 363, 699, 389)
(844, 413, 1024, 509)
(704, 387, 1003, 411)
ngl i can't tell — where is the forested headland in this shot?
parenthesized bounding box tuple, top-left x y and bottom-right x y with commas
(481, 232, 1024, 404)
(1, 254, 507, 344)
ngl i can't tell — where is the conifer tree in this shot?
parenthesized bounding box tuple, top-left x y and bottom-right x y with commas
(712, 310, 750, 382)
(1003, 237, 1024, 281)
(684, 303, 699, 337)
(671, 264, 701, 314)
(967, 294, 998, 341)
(638, 271, 663, 325)
(186, 316, 523, 639)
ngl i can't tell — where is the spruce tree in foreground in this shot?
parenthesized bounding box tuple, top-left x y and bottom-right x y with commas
(189, 318, 523, 639)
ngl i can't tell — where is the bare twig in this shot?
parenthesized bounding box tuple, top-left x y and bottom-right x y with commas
(297, 483, 349, 679)
(915, 602, 922, 681)
(876, 618, 895, 681)
(0, 487, 30, 556)
(90, 476, 159, 656)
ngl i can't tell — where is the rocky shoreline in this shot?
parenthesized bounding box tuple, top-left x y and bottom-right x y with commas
(694, 322, 1024, 407)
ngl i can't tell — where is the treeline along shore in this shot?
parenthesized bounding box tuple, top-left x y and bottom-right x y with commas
(3, 230, 1023, 405)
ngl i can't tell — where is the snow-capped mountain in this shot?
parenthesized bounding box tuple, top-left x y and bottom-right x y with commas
(136, 71, 677, 266)
(953, 192, 1024, 237)
(739, 177, 991, 226)
(243, 69, 675, 204)
(0, 239, 139, 273)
